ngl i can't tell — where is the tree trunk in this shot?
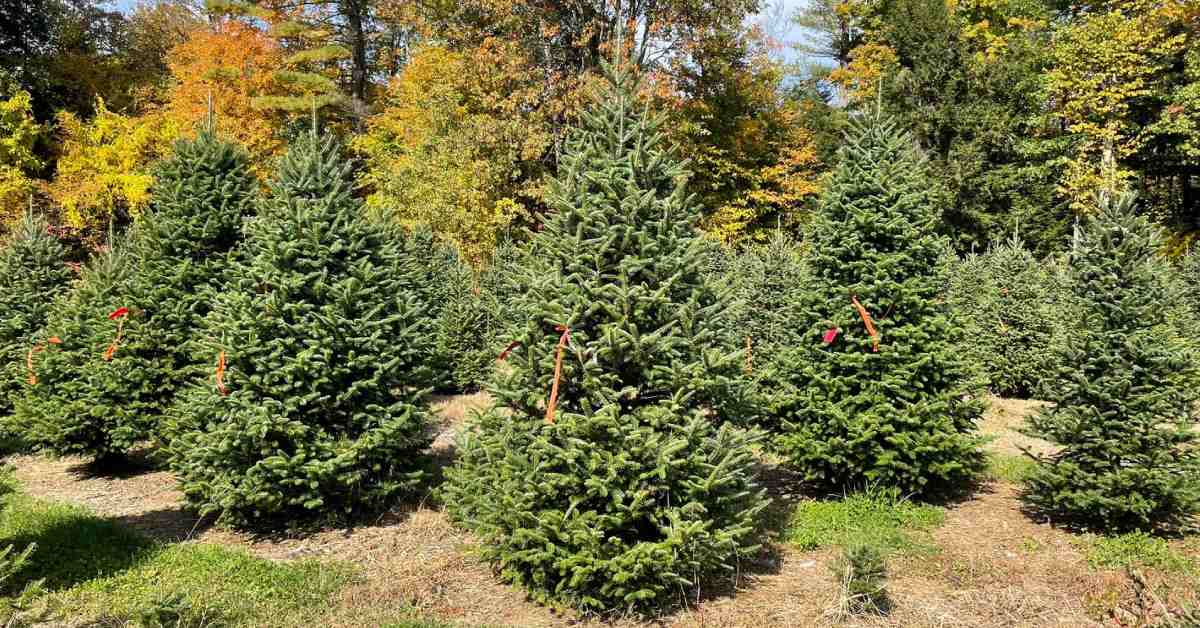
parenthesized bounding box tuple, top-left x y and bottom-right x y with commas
(342, 0, 368, 106)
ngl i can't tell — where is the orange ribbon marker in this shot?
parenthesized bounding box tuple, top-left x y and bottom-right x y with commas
(544, 325, 571, 425)
(851, 295, 880, 353)
(26, 345, 44, 385)
(215, 350, 228, 396)
(103, 307, 128, 361)
(497, 340, 522, 362)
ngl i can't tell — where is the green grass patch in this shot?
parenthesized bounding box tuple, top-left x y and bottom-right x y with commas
(1081, 531, 1194, 574)
(985, 453, 1037, 484)
(786, 487, 945, 555)
(0, 493, 355, 626)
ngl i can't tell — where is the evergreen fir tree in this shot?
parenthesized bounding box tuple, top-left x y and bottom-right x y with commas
(86, 130, 258, 447)
(16, 130, 259, 461)
(165, 131, 434, 527)
(15, 236, 140, 459)
(947, 235, 1063, 398)
(771, 115, 986, 496)
(443, 62, 767, 615)
(1022, 193, 1200, 531)
(398, 226, 469, 391)
(0, 211, 74, 422)
(718, 233, 810, 431)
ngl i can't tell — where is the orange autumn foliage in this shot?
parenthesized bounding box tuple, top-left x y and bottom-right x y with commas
(160, 20, 286, 170)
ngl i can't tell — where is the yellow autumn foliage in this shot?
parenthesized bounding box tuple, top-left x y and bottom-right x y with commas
(49, 99, 181, 230)
(1048, 0, 1192, 213)
(0, 89, 44, 228)
(829, 42, 898, 104)
(354, 45, 552, 265)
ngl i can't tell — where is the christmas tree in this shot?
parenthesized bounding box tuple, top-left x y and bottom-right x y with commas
(17, 130, 259, 461)
(1022, 193, 1200, 531)
(947, 235, 1064, 398)
(771, 115, 985, 496)
(15, 235, 141, 459)
(165, 130, 434, 527)
(443, 62, 767, 615)
(0, 211, 74, 422)
(87, 130, 259, 447)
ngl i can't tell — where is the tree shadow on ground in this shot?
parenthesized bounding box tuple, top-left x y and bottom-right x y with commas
(0, 503, 159, 591)
(111, 507, 215, 544)
(64, 448, 160, 480)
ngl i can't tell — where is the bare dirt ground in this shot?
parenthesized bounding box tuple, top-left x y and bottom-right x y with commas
(6, 395, 1197, 628)
(979, 397, 1052, 456)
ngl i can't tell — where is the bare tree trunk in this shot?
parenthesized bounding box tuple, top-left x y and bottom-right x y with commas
(342, 0, 369, 106)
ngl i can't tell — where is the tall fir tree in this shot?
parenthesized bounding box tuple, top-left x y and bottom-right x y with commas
(165, 130, 435, 527)
(96, 130, 259, 446)
(770, 115, 986, 496)
(0, 211, 74, 422)
(1022, 194, 1200, 531)
(16, 130, 259, 461)
(443, 62, 767, 615)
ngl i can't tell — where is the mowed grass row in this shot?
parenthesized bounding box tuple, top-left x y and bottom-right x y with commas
(0, 477, 461, 627)
(0, 460, 1196, 627)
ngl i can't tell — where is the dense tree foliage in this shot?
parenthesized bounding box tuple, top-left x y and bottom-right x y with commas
(444, 63, 766, 614)
(947, 236, 1067, 398)
(48, 100, 180, 230)
(1023, 193, 1200, 531)
(768, 115, 986, 496)
(354, 45, 544, 263)
(0, 211, 73, 421)
(0, 90, 44, 227)
(14, 236, 140, 459)
(165, 131, 435, 526)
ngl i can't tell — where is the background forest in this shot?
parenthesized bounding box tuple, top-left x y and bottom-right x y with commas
(1, 0, 1197, 261)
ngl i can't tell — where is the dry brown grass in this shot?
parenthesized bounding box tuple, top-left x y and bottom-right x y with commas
(4, 395, 1198, 627)
(979, 396, 1053, 457)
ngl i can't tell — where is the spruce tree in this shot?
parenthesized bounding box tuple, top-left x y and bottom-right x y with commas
(165, 131, 434, 527)
(15, 237, 140, 459)
(1022, 194, 1200, 531)
(771, 115, 985, 496)
(0, 211, 73, 422)
(443, 63, 767, 615)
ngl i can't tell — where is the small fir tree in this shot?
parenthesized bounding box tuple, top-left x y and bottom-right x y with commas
(0, 211, 74, 421)
(947, 235, 1064, 398)
(15, 237, 141, 459)
(443, 62, 768, 615)
(166, 131, 434, 527)
(724, 232, 809, 356)
(433, 257, 494, 391)
(771, 115, 986, 496)
(831, 543, 891, 617)
(1022, 193, 1200, 531)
